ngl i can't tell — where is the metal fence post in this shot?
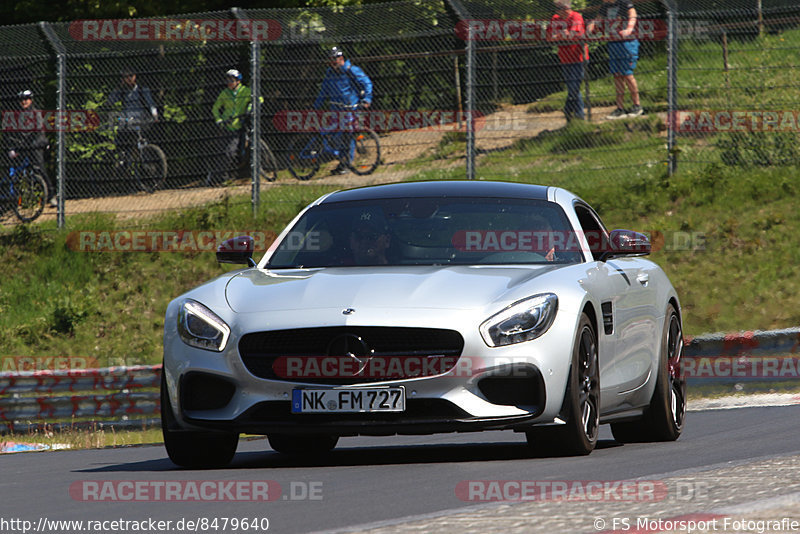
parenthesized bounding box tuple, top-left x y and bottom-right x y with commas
(666, 3, 678, 177)
(465, 36, 475, 180)
(444, 0, 474, 180)
(39, 22, 66, 228)
(250, 40, 261, 215)
(233, 8, 261, 215)
(757, 0, 764, 37)
(454, 55, 463, 128)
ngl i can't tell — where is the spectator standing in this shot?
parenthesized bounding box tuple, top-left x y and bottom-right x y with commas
(108, 69, 159, 164)
(550, 0, 589, 121)
(314, 47, 373, 174)
(109, 69, 159, 124)
(589, 0, 642, 118)
(211, 68, 251, 183)
(6, 90, 55, 207)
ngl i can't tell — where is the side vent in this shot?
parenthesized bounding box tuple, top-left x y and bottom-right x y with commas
(601, 301, 613, 335)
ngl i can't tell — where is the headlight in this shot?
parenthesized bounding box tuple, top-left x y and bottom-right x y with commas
(480, 294, 558, 347)
(177, 300, 231, 352)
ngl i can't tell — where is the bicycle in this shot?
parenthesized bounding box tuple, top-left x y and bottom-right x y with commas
(1, 153, 49, 223)
(206, 114, 278, 186)
(286, 104, 381, 181)
(110, 115, 168, 193)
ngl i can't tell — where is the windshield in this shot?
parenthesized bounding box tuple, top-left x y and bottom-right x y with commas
(266, 197, 582, 268)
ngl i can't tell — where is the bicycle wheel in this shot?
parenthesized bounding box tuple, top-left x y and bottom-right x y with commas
(346, 129, 381, 176)
(287, 135, 322, 181)
(259, 139, 278, 182)
(12, 170, 47, 223)
(136, 144, 168, 193)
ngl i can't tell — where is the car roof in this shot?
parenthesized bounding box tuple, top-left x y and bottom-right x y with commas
(320, 181, 550, 204)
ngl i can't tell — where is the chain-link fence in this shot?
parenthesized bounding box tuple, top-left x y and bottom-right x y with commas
(457, 0, 670, 190)
(0, 23, 55, 225)
(51, 11, 249, 213)
(673, 0, 800, 175)
(252, 1, 466, 219)
(1, 1, 798, 227)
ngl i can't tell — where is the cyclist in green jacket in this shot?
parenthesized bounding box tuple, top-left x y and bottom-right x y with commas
(210, 69, 251, 184)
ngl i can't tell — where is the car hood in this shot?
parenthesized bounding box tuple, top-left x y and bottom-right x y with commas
(224, 265, 562, 313)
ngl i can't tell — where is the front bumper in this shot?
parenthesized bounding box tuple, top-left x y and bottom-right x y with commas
(183, 398, 545, 436)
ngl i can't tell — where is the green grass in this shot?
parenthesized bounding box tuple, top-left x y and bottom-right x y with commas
(529, 27, 800, 114)
(0, 186, 339, 367)
(527, 51, 669, 114)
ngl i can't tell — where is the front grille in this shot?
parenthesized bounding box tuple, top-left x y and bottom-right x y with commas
(239, 326, 464, 384)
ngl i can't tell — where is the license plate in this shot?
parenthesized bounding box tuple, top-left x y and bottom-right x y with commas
(291, 387, 405, 413)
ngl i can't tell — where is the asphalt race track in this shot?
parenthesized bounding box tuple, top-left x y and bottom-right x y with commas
(2, 406, 800, 534)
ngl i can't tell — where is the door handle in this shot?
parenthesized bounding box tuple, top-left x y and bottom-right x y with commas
(637, 273, 649, 286)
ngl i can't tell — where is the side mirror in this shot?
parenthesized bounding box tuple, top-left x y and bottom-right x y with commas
(216, 236, 256, 266)
(604, 229, 651, 259)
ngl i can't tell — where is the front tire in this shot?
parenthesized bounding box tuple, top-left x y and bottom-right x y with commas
(610, 303, 686, 443)
(161, 370, 239, 468)
(13, 170, 47, 223)
(287, 135, 322, 181)
(527, 314, 599, 456)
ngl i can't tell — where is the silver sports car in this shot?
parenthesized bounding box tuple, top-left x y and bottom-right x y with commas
(161, 181, 686, 467)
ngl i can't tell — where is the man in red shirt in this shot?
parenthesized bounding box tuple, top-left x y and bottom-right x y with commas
(550, 0, 589, 121)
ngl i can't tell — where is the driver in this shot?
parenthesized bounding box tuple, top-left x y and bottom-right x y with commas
(523, 214, 558, 261)
(349, 212, 390, 265)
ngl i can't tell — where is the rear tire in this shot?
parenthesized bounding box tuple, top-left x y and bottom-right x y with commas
(161, 370, 238, 468)
(527, 314, 599, 456)
(259, 139, 278, 182)
(268, 434, 339, 456)
(12, 170, 47, 223)
(346, 129, 380, 176)
(611, 303, 686, 443)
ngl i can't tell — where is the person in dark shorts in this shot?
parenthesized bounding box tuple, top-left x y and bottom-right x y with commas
(589, 0, 642, 119)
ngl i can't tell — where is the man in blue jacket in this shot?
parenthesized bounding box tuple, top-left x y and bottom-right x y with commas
(314, 47, 373, 174)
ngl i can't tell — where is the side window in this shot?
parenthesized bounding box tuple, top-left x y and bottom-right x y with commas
(574, 204, 608, 262)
